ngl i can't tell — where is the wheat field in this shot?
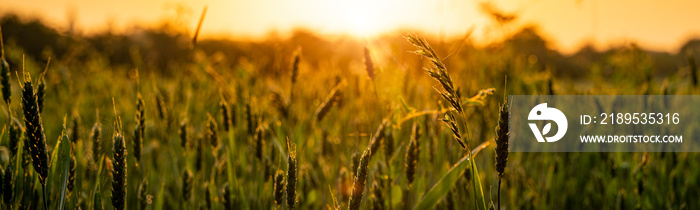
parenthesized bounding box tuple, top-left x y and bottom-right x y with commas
(0, 9, 700, 209)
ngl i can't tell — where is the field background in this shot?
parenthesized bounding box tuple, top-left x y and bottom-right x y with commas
(1, 6, 700, 209)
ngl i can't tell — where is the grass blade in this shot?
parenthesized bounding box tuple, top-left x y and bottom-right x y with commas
(154, 182, 165, 210)
(470, 159, 487, 210)
(93, 181, 102, 210)
(414, 153, 470, 210)
(414, 141, 490, 210)
(55, 133, 71, 209)
(470, 142, 489, 210)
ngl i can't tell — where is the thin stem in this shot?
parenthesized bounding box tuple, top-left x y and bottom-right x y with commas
(457, 108, 473, 153)
(497, 178, 502, 210)
(42, 184, 49, 210)
(386, 157, 392, 210)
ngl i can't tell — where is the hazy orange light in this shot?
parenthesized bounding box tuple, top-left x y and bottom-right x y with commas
(3, 0, 700, 53)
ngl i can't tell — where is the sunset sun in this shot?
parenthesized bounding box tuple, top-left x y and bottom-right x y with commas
(1, 0, 700, 209)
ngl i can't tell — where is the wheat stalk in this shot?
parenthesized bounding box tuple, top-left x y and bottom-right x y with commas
(219, 98, 231, 132)
(134, 94, 145, 164)
(494, 82, 509, 210)
(405, 123, 420, 186)
(274, 170, 285, 205)
(182, 170, 192, 201)
(67, 155, 76, 196)
(138, 178, 149, 210)
(90, 115, 102, 164)
(370, 181, 384, 210)
(348, 148, 370, 210)
(290, 47, 302, 106)
(71, 114, 80, 144)
(286, 140, 297, 209)
(9, 117, 22, 158)
(3, 163, 13, 207)
(206, 113, 218, 149)
(222, 183, 232, 209)
(37, 74, 46, 113)
(368, 120, 388, 159)
(204, 182, 212, 209)
(255, 127, 264, 161)
(0, 25, 9, 105)
(20, 71, 49, 209)
(406, 34, 489, 209)
(111, 118, 127, 210)
(405, 34, 470, 151)
(314, 82, 344, 123)
(245, 103, 254, 135)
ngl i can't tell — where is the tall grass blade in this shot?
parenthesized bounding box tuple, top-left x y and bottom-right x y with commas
(414, 141, 489, 210)
(154, 183, 165, 210)
(470, 159, 486, 210)
(93, 182, 102, 210)
(414, 153, 470, 210)
(56, 133, 71, 209)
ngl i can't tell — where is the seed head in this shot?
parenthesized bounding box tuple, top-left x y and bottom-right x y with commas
(138, 178, 149, 209)
(37, 76, 45, 113)
(405, 123, 420, 185)
(1, 59, 10, 104)
(406, 34, 468, 150)
(291, 47, 301, 84)
(384, 129, 393, 163)
(286, 142, 297, 209)
(494, 98, 509, 177)
(220, 99, 231, 132)
(206, 114, 218, 148)
(3, 164, 13, 206)
(91, 121, 102, 163)
(67, 155, 76, 193)
(363, 47, 375, 80)
(9, 117, 22, 157)
(245, 103, 254, 135)
(314, 83, 343, 123)
(134, 94, 145, 163)
(155, 93, 167, 121)
(351, 151, 360, 176)
(222, 183, 232, 209)
(111, 132, 127, 210)
(204, 183, 212, 209)
(21, 73, 49, 185)
(274, 170, 285, 205)
(370, 181, 384, 210)
(182, 170, 192, 201)
(71, 115, 80, 144)
(255, 127, 264, 161)
(367, 120, 388, 160)
(348, 149, 370, 210)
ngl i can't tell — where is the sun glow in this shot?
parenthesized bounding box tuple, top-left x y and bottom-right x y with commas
(332, 0, 392, 38)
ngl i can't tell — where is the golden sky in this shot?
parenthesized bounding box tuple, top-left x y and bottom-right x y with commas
(3, 0, 700, 53)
